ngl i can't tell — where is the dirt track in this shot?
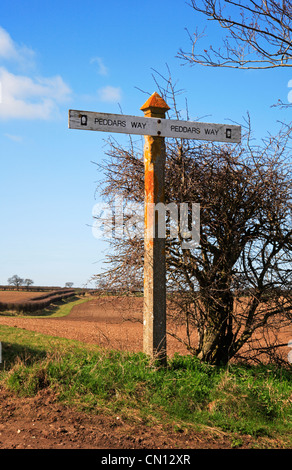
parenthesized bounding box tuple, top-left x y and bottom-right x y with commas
(1, 385, 255, 450)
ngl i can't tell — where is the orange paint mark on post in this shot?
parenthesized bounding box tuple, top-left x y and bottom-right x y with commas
(141, 92, 170, 366)
(140, 92, 170, 117)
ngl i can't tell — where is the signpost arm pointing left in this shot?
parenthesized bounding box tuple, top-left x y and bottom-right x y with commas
(69, 94, 171, 367)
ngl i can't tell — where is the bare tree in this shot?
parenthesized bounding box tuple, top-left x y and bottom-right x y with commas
(7, 275, 24, 287)
(93, 84, 292, 365)
(178, 0, 292, 70)
(65, 282, 74, 288)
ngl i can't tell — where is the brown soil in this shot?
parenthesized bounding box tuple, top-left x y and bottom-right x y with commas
(0, 290, 54, 303)
(0, 295, 290, 450)
(0, 296, 191, 355)
(0, 387, 247, 450)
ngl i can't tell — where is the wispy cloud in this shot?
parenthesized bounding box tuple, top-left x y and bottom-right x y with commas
(90, 57, 108, 76)
(4, 133, 23, 142)
(0, 27, 71, 120)
(0, 67, 71, 120)
(98, 85, 122, 103)
(0, 26, 35, 70)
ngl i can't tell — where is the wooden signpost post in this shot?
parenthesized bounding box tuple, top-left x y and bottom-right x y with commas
(69, 92, 241, 366)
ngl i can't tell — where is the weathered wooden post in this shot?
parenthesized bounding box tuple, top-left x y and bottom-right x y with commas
(140, 92, 170, 366)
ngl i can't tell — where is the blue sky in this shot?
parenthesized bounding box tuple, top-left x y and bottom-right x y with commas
(0, 0, 291, 288)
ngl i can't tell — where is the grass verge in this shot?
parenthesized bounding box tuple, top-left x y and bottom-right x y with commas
(0, 324, 291, 448)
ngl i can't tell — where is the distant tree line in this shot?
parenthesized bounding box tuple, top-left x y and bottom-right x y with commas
(7, 275, 34, 288)
(6, 275, 74, 289)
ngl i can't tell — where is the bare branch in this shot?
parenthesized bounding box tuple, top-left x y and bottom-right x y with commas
(179, 0, 292, 69)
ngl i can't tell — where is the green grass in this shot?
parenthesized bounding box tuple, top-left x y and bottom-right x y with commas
(0, 324, 291, 448)
(30, 296, 91, 318)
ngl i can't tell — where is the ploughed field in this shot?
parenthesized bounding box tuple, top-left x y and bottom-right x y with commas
(0, 291, 55, 302)
(0, 294, 190, 356)
(0, 289, 76, 314)
(0, 293, 291, 361)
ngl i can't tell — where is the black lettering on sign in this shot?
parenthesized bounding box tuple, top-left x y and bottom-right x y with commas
(226, 128, 232, 139)
(204, 128, 219, 136)
(94, 118, 126, 127)
(170, 125, 200, 134)
(131, 121, 146, 129)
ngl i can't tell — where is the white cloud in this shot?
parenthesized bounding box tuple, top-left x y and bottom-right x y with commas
(0, 27, 71, 120)
(90, 57, 108, 76)
(4, 133, 23, 142)
(0, 27, 16, 58)
(0, 26, 35, 69)
(98, 85, 122, 103)
(0, 67, 71, 120)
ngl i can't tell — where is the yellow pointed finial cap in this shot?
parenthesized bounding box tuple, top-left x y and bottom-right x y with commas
(140, 92, 170, 117)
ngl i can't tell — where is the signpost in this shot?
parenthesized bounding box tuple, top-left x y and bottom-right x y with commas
(69, 92, 241, 366)
(69, 109, 241, 143)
